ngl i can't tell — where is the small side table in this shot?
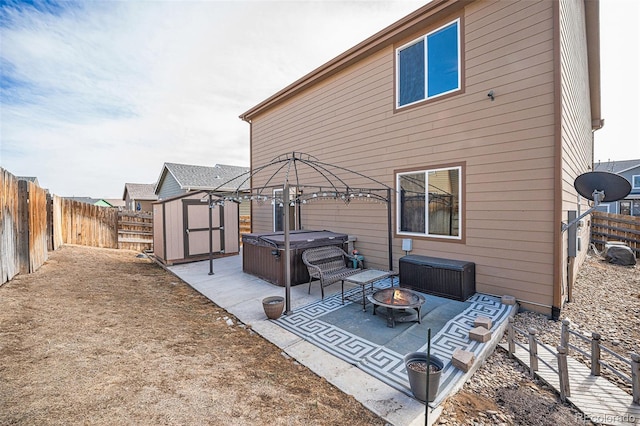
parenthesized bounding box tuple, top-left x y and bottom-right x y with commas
(341, 269, 397, 311)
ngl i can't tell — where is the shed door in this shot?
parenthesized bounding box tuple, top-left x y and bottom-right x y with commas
(183, 200, 225, 259)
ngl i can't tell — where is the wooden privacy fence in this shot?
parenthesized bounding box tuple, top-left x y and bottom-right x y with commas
(1, 169, 20, 284)
(1, 169, 49, 285)
(52, 195, 118, 249)
(506, 317, 640, 404)
(591, 211, 640, 256)
(21, 180, 49, 274)
(118, 210, 153, 252)
(240, 214, 251, 244)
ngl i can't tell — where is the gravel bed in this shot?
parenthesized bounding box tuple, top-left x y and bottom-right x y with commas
(511, 252, 639, 395)
(441, 250, 638, 425)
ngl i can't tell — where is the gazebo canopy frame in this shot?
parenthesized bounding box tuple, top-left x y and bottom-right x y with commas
(209, 151, 394, 314)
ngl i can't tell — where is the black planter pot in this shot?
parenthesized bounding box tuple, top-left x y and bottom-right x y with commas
(404, 352, 443, 402)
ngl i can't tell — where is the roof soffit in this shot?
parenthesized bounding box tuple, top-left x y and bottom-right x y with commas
(584, 0, 602, 130)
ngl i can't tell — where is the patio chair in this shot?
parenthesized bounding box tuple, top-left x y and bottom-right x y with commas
(302, 246, 362, 299)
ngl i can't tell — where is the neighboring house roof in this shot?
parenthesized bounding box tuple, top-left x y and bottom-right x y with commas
(65, 196, 99, 204)
(104, 198, 126, 208)
(594, 159, 640, 174)
(123, 183, 158, 201)
(94, 199, 114, 207)
(155, 162, 250, 194)
(239, 0, 601, 129)
(18, 176, 39, 185)
(64, 197, 122, 207)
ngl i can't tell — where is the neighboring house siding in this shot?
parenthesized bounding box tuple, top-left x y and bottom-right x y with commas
(558, 0, 594, 306)
(135, 200, 154, 212)
(124, 193, 133, 210)
(619, 166, 640, 216)
(250, 0, 559, 308)
(157, 173, 185, 200)
(593, 162, 640, 216)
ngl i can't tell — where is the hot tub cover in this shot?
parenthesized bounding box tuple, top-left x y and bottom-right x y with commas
(242, 230, 348, 250)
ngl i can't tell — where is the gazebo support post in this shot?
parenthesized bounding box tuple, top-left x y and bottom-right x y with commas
(208, 192, 214, 276)
(387, 188, 393, 272)
(284, 182, 292, 315)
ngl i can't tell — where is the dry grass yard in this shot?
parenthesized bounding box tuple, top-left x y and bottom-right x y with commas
(0, 245, 384, 426)
(1, 245, 636, 425)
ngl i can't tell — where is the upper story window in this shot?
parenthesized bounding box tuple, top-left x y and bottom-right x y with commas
(397, 165, 462, 239)
(632, 175, 640, 189)
(396, 19, 461, 108)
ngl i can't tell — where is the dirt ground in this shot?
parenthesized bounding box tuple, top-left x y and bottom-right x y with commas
(1, 245, 633, 425)
(0, 245, 384, 425)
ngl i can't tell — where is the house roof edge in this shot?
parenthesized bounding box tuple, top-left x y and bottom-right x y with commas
(239, 0, 471, 122)
(585, 0, 602, 131)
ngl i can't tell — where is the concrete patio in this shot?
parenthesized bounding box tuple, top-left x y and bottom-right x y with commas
(166, 253, 516, 426)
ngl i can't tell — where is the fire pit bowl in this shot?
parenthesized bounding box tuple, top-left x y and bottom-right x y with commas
(367, 288, 426, 328)
(372, 288, 423, 306)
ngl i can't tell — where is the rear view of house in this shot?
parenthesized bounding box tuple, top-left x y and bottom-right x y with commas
(241, 0, 602, 318)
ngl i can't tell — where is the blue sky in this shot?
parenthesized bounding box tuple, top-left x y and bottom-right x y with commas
(1, 0, 639, 198)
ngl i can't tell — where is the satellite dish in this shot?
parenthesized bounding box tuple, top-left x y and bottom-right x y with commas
(574, 171, 631, 202)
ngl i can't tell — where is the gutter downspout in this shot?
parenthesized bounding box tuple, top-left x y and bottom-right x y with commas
(551, 0, 562, 320)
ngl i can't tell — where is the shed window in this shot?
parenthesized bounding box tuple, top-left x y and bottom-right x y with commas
(396, 19, 460, 108)
(397, 166, 461, 239)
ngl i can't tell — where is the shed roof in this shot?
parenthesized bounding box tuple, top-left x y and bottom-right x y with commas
(156, 162, 250, 193)
(123, 183, 158, 201)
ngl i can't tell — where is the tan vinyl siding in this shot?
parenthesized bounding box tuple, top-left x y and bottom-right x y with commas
(249, 0, 563, 309)
(558, 0, 595, 304)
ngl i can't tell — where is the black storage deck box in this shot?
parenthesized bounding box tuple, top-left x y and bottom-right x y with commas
(399, 255, 475, 301)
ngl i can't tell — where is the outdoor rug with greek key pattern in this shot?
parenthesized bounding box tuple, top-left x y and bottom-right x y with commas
(274, 280, 514, 406)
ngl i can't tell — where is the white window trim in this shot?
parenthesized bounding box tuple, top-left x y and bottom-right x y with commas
(396, 166, 462, 240)
(395, 18, 461, 109)
(273, 188, 298, 232)
(632, 174, 640, 189)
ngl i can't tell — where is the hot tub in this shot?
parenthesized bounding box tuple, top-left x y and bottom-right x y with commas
(242, 230, 349, 287)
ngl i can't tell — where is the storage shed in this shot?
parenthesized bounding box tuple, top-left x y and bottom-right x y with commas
(153, 190, 239, 265)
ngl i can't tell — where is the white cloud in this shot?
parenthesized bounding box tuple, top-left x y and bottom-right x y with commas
(2, 0, 636, 197)
(1, 0, 425, 196)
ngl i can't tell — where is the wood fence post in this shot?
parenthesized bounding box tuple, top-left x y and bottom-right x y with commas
(631, 353, 639, 405)
(528, 327, 538, 378)
(507, 317, 515, 357)
(560, 319, 571, 349)
(17, 180, 30, 274)
(591, 332, 601, 376)
(557, 345, 571, 401)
